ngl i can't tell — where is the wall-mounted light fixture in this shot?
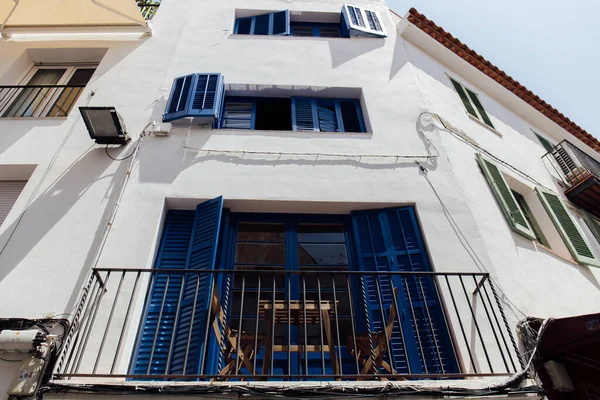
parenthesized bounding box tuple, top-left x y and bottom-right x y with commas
(79, 106, 130, 145)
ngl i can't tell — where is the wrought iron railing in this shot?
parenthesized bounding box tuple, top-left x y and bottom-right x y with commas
(53, 268, 522, 381)
(0, 85, 86, 118)
(137, 1, 160, 20)
(542, 140, 600, 189)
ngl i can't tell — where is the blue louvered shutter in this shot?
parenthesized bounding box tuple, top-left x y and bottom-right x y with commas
(351, 207, 458, 375)
(271, 10, 290, 35)
(169, 197, 224, 375)
(292, 97, 318, 132)
(316, 100, 339, 132)
(341, 4, 386, 38)
(163, 74, 194, 122)
(234, 11, 289, 35)
(186, 74, 225, 124)
(131, 210, 195, 376)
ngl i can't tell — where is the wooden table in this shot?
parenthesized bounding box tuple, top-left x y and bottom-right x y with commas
(259, 299, 340, 378)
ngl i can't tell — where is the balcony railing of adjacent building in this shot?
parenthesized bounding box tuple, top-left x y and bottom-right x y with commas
(542, 140, 600, 218)
(137, 1, 160, 20)
(53, 268, 523, 381)
(0, 85, 86, 118)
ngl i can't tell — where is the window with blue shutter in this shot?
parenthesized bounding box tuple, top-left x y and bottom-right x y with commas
(290, 22, 342, 38)
(234, 10, 290, 36)
(131, 197, 223, 378)
(351, 207, 459, 374)
(291, 98, 365, 133)
(163, 73, 225, 126)
(130, 210, 194, 376)
(341, 4, 386, 38)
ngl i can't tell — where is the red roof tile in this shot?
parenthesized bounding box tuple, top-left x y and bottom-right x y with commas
(406, 8, 600, 152)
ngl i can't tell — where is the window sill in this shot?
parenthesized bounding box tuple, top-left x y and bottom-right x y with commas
(467, 113, 502, 137)
(228, 34, 380, 41)
(216, 128, 372, 138)
(534, 242, 578, 266)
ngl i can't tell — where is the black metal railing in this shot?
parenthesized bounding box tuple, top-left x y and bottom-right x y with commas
(137, 1, 160, 20)
(53, 268, 522, 381)
(0, 85, 86, 118)
(543, 140, 600, 188)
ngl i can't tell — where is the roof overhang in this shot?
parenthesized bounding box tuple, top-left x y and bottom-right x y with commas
(399, 8, 600, 154)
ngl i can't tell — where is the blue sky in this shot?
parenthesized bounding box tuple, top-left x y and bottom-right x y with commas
(388, 0, 599, 137)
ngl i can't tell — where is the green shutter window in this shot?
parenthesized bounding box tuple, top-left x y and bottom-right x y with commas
(535, 187, 599, 267)
(466, 88, 494, 129)
(581, 210, 600, 245)
(535, 133, 555, 153)
(476, 154, 536, 240)
(512, 190, 549, 247)
(450, 78, 478, 118)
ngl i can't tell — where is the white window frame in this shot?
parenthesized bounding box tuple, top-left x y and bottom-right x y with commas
(0, 65, 95, 118)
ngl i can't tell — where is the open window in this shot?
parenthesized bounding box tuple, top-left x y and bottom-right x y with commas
(0, 65, 95, 118)
(478, 153, 600, 266)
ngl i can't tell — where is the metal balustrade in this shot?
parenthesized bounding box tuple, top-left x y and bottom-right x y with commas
(137, 2, 160, 20)
(54, 268, 522, 381)
(0, 85, 86, 118)
(543, 140, 600, 188)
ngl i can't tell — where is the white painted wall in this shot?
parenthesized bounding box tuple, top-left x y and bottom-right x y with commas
(0, 0, 598, 394)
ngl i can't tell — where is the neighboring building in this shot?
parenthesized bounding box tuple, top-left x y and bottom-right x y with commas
(0, 0, 598, 398)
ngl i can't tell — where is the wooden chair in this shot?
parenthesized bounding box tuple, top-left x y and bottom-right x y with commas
(210, 286, 264, 378)
(349, 288, 404, 378)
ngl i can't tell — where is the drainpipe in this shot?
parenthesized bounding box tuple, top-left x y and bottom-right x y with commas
(91, 0, 151, 34)
(0, 0, 19, 38)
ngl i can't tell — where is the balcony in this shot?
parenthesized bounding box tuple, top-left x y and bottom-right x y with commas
(53, 268, 522, 381)
(0, 85, 86, 118)
(542, 140, 600, 218)
(137, 1, 160, 20)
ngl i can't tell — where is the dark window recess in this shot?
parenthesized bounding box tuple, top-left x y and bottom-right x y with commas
(512, 190, 549, 247)
(237, 18, 252, 34)
(255, 98, 292, 131)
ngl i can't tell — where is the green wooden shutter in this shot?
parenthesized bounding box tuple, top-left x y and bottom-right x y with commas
(476, 154, 536, 240)
(582, 210, 600, 244)
(534, 133, 555, 153)
(465, 88, 494, 129)
(535, 187, 599, 267)
(450, 78, 478, 118)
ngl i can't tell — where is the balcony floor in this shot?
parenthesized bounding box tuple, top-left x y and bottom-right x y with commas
(565, 174, 600, 219)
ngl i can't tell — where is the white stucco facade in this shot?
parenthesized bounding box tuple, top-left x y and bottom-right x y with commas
(0, 0, 598, 397)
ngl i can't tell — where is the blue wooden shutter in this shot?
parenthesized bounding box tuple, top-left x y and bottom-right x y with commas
(186, 74, 224, 124)
(131, 210, 195, 376)
(163, 74, 194, 122)
(351, 207, 458, 374)
(316, 99, 339, 132)
(341, 4, 386, 38)
(169, 197, 224, 375)
(234, 11, 289, 35)
(271, 10, 290, 35)
(292, 97, 318, 132)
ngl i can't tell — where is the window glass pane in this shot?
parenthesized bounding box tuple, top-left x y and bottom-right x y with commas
(236, 243, 285, 265)
(237, 18, 252, 34)
(238, 223, 284, 242)
(47, 69, 95, 117)
(298, 224, 347, 265)
(298, 224, 345, 242)
(298, 244, 347, 265)
(4, 69, 66, 117)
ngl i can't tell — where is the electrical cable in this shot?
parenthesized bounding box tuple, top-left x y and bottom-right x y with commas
(104, 144, 136, 161)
